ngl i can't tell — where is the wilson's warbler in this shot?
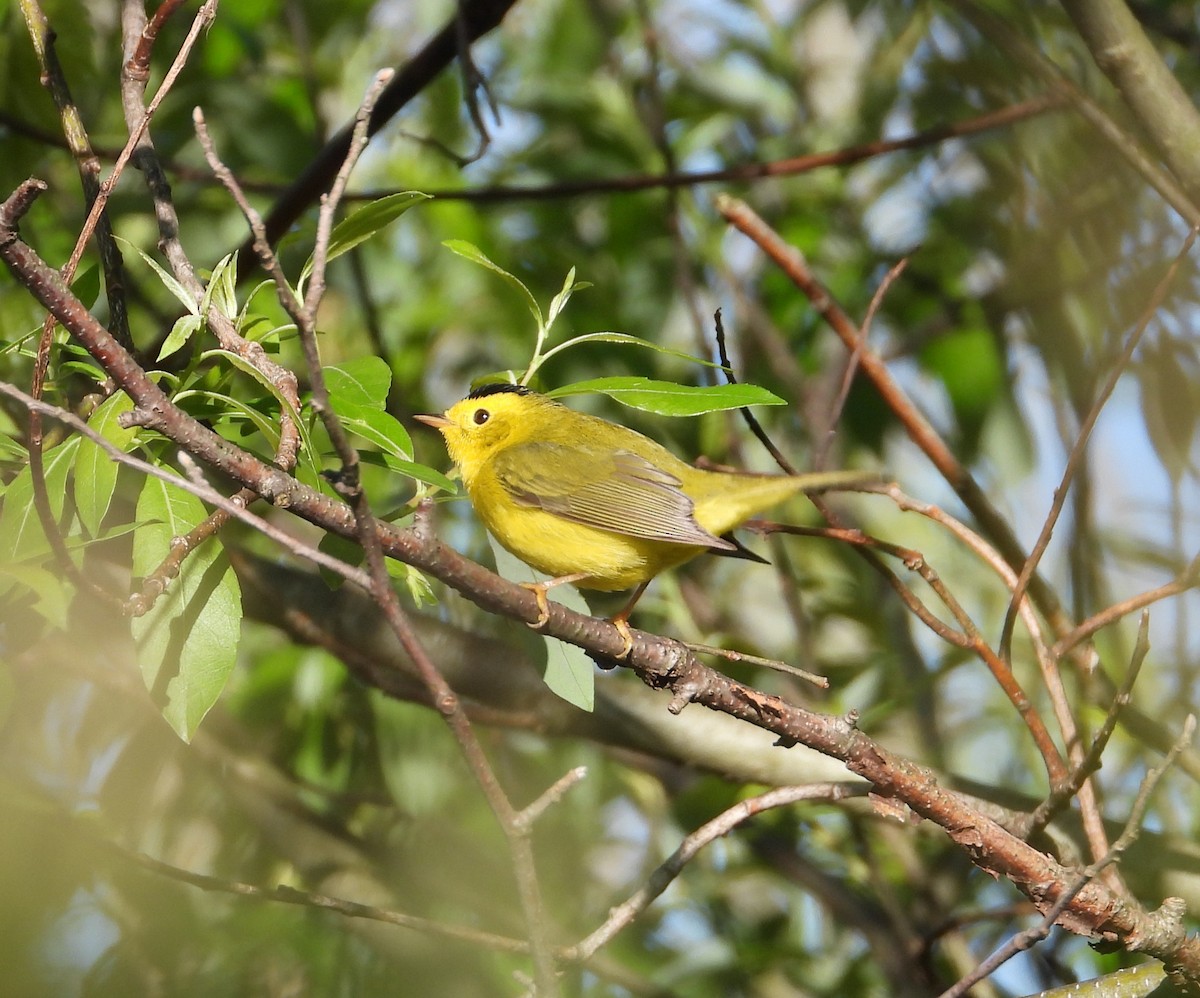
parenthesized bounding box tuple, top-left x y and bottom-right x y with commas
(417, 383, 865, 654)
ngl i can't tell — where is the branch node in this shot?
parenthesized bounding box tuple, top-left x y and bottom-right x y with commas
(667, 687, 699, 715)
(0, 178, 49, 239)
(435, 690, 460, 717)
(1128, 897, 1188, 953)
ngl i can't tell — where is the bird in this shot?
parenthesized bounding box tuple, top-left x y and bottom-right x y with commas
(416, 383, 866, 656)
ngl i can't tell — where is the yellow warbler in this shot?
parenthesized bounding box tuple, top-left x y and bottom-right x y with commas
(417, 383, 865, 653)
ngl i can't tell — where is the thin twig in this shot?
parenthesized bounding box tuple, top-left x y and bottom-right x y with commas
(18, 0, 137, 611)
(756, 505, 1069, 788)
(998, 227, 1199, 664)
(1053, 555, 1200, 660)
(64, 0, 219, 289)
(18, 0, 133, 349)
(716, 194, 1081, 658)
(1026, 613, 1152, 837)
(516, 767, 588, 831)
(814, 257, 909, 471)
(2, 96, 1062, 207)
(126, 0, 191, 80)
(713, 308, 796, 473)
(681, 639, 829, 688)
(107, 838, 535, 955)
(407, 96, 1065, 203)
(939, 714, 1196, 998)
(242, 0, 518, 273)
(749, 520, 971, 648)
(452, 0, 497, 164)
(878, 469, 1089, 805)
(568, 783, 864, 961)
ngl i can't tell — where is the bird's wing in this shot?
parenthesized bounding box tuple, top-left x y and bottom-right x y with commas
(492, 442, 734, 550)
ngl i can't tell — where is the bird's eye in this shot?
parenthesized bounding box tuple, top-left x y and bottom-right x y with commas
(472, 408, 490, 425)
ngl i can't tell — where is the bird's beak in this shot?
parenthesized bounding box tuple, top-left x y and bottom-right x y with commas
(414, 413, 452, 430)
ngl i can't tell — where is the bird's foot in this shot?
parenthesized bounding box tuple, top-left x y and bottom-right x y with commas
(611, 615, 634, 659)
(519, 573, 590, 631)
(519, 581, 552, 630)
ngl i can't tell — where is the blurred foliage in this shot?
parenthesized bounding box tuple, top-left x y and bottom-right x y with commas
(2, 0, 1200, 995)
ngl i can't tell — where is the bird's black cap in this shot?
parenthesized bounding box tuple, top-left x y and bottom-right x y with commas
(467, 383, 534, 400)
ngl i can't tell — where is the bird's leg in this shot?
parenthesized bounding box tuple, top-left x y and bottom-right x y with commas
(607, 581, 651, 659)
(519, 573, 590, 630)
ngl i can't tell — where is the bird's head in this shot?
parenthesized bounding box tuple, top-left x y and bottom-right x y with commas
(416, 383, 550, 482)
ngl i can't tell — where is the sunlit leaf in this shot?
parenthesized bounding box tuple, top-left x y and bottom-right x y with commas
(545, 266, 590, 329)
(335, 403, 413, 461)
(176, 389, 282, 449)
(157, 313, 203, 362)
(131, 477, 242, 742)
(488, 535, 594, 711)
(201, 252, 238, 323)
(74, 391, 136, 536)
(549, 377, 786, 415)
(116, 236, 197, 314)
(200, 348, 312, 463)
(0, 437, 81, 566)
(322, 192, 430, 267)
(443, 240, 544, 331)
(326, 357, 392, 411)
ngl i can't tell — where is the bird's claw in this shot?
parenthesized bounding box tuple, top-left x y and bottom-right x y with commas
(519, 582, 551, 630)
(612, 617, 634, 659)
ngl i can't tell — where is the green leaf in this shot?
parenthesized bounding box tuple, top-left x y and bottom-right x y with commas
(385, 560, 437, 606)
(542, 634, 595, 713)
(321, 192, 430, 269)
(373, 454, 458, 494)
(115, 236, 198, 314)
(0, 433, 27, 463)
(0, 563, 71, 629)
(920, 326, 1003, 422)
(336, 403, 413, 461)
(70, 264, 101, 309)
(74, 391, 137, 536)
(443, 240, 544, 331)
(488, 535, 594, 712)
(0, 324, 42, 358)
(176, 389, 282, 449)
(0, 437, 81, 566)
(549, 377, 786, 416)
(200, 348, 312, 461)
(545, 267, 590, 329)
(58, 360, 107, 384)
(316, 530, 363, 589)
(237, 280, 277, 326)
(200, 252, 238, 323)
(326, 357, 392, 411)
(131, 477, 242, 741)
(157, 313, 203, 361)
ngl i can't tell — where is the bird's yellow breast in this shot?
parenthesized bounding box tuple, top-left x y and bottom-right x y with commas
(467, 465, 701, 590)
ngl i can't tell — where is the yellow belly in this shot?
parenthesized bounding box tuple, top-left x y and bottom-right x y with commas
(473, 490, 701, 591)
